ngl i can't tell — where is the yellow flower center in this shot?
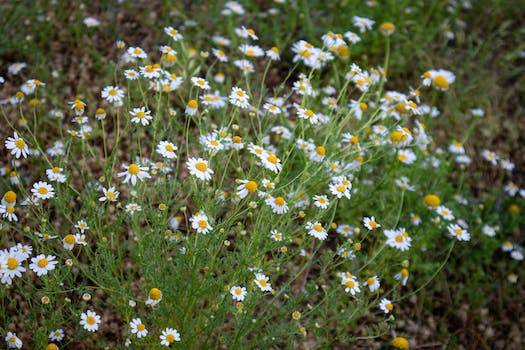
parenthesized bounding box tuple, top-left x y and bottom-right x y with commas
(149, 288, 162, 300)
(423, 194, 441, 207)
(108, 89, 117, 96)
(128, 164, 140, 175)
(187, 99, 198, 108)
(195, 162, 208, 172)
(274, 196, 285, 206)
(64, 234, 76, 245)
(37, 258, 49, 268)
(316, 146, 326, 156)
(267, 154, 278, 164)
(7, 257, 19, 270)
(198, 220, 208, 229)
(395, 234, 405, 243)
(166, 334, 175, 343)
(386, 303, 394, 311)
(3, 191, 17, 204)
(245, 181, 257, 193)
(345, 280, 355, 288)
(38, 186, 49, 195)
(165, 144, 174, 152)
(137, 323, 146, 331)
(433, 75, 449, 89)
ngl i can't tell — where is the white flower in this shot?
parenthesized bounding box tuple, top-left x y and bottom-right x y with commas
(436, 206, 454, 221)
(31, 181, 55, 200)
(130, 318, 148, 338)
(48, 329, 65, 342)
(187, 157, 214, 181)
(313, 195, 330, 209)
(329, 176, 352, 199)
(130, 107, 153, 126)
(46, 166, 67, 183)
(80, 310, 101, 332)
(101, 86, 125, 104)
(191, 77, 210, 90)
(99, 186, 120, 202)
(265, 196, 288, 214)
(397, 149, 416, 164)
(379, 298, 394, 314)
(117, 163, 151, 185)
(364, 276, 380, 292)
(5, 132, 29, 159)
(230, 285, 247, 301)
(341, 273, 360, 295)
(190, 212, 213, 234)
(164, 26, 183, 41)
(385, 228, 412, 251)
(236, 180, 258, 199)
(5, 332, 22, 349)
(296, 106, 319, 124)
(160, 328, 181, 346)
(29, 254, 58, 276)
(127, 46, 147, 58)
(156, 141, 178, 159)
(447, 223, 471, 241)
(305, 221, 328, 240)
(261, 152, 282, 173)
(229, 87, 250, 108)
(254, 273, 272, 292)
(352, 16, 375, 32)
(481, 224, 496, 237)
(363, 216, 381, 230)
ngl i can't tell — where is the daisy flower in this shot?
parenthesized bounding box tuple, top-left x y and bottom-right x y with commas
(305, 221, 328, 240)
(447, 223, 471, 241)
(187, 157, 214, 181)
(130, 107, 153, 126)
(263, 103, 281, 115)
(101, 85, 124, 104)
(236, 26, 258, 40)
(48, 329, 64, 342)
(230, 285, 247, 301)
(436, 206, 454, 220)
(261, 152, 282, 173)
(212, 48, 228, 62)
(379, 298, 394, 314)
(265, 195, 288, 214)
(145, 288, 163, 306)
(296, 106, 319, 124)
(185, 99, 198, 115)
(190, 212, 213, 234)
(0, 250, 26, 285)
(229, 87, 250, 109)
(341, 274, 360, 295)
(254, 273, 272, 292)
(31, 181, 55, 200)
(329, 176, 352, 199)
(191, 77, 210, 90)
(130, 318, 148, 338)
(364, 276, 380, 292)
(352, 16, 375, 33)
(239, 44, 264, 58)
(99, 186, 120, 202)
(80, 310, 101, 332)
(160, 328, 181, 346)
(395, 268, 410, 286)
(0, 205, 17, 222)
(481, 224, 497, 237)
(46, 166, 67, 183)
(75, 220, 89, 233)
(266, 47, 280, 60)
(363, 216, 381, 230)
(5, 332, 22, 349)
(236, 180, 258, 199)
(164, 26, 183, 41)
(397, 149, 416, 164)
(127, 46, 148, 58)
(313, 195, 330, 209)
(270, 229, 284, 241)
(118, 163, 151, 185)
(29, 254, 58, 276)
(5, 132, 29, 158)
(385, 228, 412, 251)
(157, 141, 178, 159)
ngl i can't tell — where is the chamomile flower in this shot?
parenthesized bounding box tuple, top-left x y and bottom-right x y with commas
(364, 276, 380, 292)
(80, 310, 101, 332)
(130, 318, 148, 338)
(266, 47, 280, 60)
(101, 85, 124, 104)
(329, 176, 352, 199)
(45, 166, 66, 183)
(31, 181, 55, 200)
(436, 206, 454, 220)
(305, 221, 328, 240)
(265, 195, 289, 214)
(62, 234, 77, 250)
(48, 329, 65, 342)
(296, 106, 319, 124)
(261, 152, 282, 173)
(190, 212, 213, 234)
(187, 157, 214, 181)
(191, 77, 210, 90)
(481, 224, 497, 237)
(263, 103, 281, 115)
(164, 26, 183, 41)
(341, 274, 360, 295)
(127, 46, 147, 59)
(157, 141, 178, 159)
(75, 220, 89, 233)
(145, 288, 163, 306)
(5, 332, 22, 349)
(313, 195, 330, 209)
(422, 69, 455, 91)
(229, 87, 250, 108)
(397, 149, 416, 164)
(447, 223, 471, 241)
(99, 186, 120, 202)
(130, 107, 153, 126)
(5, 132, 29, 159)
(0, 250, 26, 285)
(379, 298, 394, 314)
(185, 99, 198, 116)
(236, 180, 258, 199)
(270, 229, 284, 241)
(29, 254, 58, 276)
(254, 273, 272, 292)
(353, 16, 375, 32)
(239, 44, 264, 58)
(118, 163, 151, 185)
(236, 26, 258, 40)
(363, 216, 381, 230)
(160, 328, 181, 346)
(230, 285, 247, 301)
(395, 268, 410, 286)
(0, 205, 17, 222)
(385, 228, 412, 251)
